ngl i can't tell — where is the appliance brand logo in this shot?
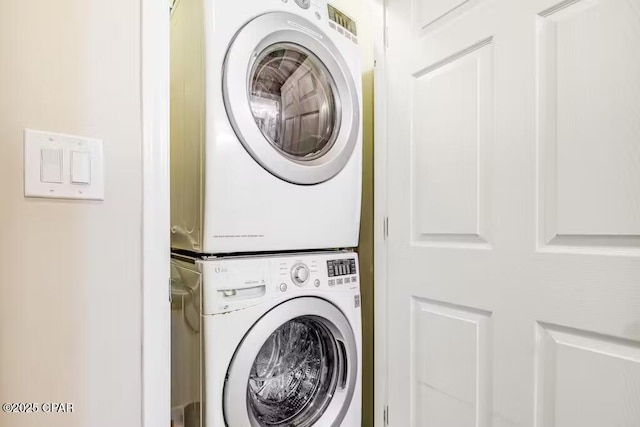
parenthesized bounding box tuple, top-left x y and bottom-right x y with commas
(214, 266, 228, 274)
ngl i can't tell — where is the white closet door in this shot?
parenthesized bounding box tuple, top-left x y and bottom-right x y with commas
(383, 0, 640, 425)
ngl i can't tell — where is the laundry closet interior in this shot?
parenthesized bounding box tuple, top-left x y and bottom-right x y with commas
(168, 0, 374, 425)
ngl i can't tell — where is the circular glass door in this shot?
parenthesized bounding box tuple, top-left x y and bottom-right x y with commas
(249, 43, 340, 162)
(223, 12, 360, 185)
(224, 297, 358, 427)
(247, 316, 338, 426)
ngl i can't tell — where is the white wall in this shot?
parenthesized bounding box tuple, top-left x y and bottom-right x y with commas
(0, 1, 143, 426)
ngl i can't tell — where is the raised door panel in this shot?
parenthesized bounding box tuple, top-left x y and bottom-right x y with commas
(412, 299, 492, 427)
(538, 0, 640, 252)
(411, 40, 493, 247)
(413, 0, 485, 34)
(536, 323, 640, 427)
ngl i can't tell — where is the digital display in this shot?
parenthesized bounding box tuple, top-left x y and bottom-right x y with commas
(327, 259, 357, 277)
(328, 4, 357, 36)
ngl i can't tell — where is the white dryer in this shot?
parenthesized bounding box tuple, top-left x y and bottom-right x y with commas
(170, 0, 362, 254)
(171, 251, 362, 426)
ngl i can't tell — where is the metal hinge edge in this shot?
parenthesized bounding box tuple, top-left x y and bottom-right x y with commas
(383, 216, 389, 240)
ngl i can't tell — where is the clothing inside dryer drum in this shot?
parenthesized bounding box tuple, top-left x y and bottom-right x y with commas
(249, 43, 339, 161)
(247, 316, 338, 426)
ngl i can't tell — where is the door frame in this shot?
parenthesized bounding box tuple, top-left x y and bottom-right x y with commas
(372, 0, 388, 425)
(141, 0, 171, 425)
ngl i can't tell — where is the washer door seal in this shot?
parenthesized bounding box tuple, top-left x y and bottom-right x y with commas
(223, 12, 360, 185)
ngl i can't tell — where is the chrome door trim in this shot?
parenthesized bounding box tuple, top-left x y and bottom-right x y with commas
(223, 297, 358, 426)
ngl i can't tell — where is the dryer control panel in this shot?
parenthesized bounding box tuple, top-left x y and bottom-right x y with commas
(327, 4, 357, 36)
(278, 0, 359, 44)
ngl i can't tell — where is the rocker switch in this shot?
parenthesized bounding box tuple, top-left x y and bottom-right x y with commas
(40, 148, 63, 183)
(71, 151, 91, 184)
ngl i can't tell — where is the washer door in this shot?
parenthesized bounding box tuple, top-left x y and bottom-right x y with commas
(223, 12, 360, 185)
(224, 297, 358, 427)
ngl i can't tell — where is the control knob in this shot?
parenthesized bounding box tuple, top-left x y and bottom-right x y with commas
(291, 263, 310, 286)
(294, 0, 311, 9)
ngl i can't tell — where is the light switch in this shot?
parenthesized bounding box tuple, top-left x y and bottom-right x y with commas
(71, 151, 91, 184)
(40, 148, 63, 183)
(24, 129, 104, 200)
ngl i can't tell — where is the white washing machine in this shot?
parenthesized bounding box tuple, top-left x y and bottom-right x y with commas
(171, 251, 362, 426)
(170, 0, 363, 254)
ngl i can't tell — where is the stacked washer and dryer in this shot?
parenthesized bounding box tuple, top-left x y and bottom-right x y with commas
(169, 0, 363, 426)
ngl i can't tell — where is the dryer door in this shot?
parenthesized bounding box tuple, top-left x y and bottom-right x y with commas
(223, 12, 360, 185)
(224, 297, 358, 427)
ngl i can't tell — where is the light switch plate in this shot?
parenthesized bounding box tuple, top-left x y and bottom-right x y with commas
(24, 129, 104, 200)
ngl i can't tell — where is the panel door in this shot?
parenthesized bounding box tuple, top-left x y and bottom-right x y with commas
(383, 0, 640, 426)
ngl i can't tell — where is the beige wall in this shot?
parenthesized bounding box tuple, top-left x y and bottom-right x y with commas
(329, 1, 375, 425)
(0, 1, 374, 425)
(0, 1, 143, 426)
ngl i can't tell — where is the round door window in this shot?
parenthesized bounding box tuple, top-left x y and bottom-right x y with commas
(249, 43, 340, 161)
(247, 316, 339, 426)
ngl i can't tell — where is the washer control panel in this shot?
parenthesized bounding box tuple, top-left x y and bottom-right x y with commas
(274, 252, 359, 292)
(327, 258, 357, 277)
(201, 252, 359, 314)
(326, 257, 358, 288)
